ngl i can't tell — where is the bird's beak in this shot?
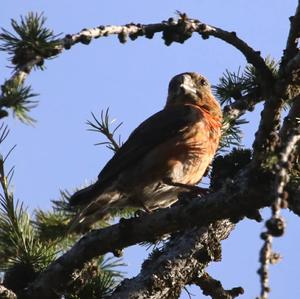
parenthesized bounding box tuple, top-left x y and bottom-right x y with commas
(179, 75, 197, 96)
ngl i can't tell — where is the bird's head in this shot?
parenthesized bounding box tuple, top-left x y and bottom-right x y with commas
(166, 72, 222, 120)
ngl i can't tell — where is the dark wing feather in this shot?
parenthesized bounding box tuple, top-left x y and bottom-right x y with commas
(97, 104, 200, 186)
(69, 104, 200, 207)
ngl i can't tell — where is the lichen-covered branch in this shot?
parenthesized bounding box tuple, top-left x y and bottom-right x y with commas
(272, 95, 300, 217)
(23, 164, 281, 299)
(256, 96, 300, 299)
(257, 233, 273, 299)
(253, 0, 300, 163)
(223, 94, 258, 122)
(251, 94, 284, 164)
(252, 0, 300, 164)
(1, 14, 273, 121)
(193, 272, 244, 299)
(110, 221, 234, 299)
(279, 95, 300, 139)
(60, 16, 273, 85)
(23, 158, 300, 299)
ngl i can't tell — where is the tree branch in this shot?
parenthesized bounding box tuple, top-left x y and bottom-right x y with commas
(23, 158, 300, 299)
(0, 285, 17, 299)
(24, 163, 292, 299)
(279, 1, 300, 75)
(60, 16, 273, 85)
(196, 25, 274, 88)
(109, 220, 234, 299)
(257, 233, 273, 299)
(223, 93, 260, 122)
(193, 272, 244, 299)
(256, 96, 300, 299)
(251, 94, 285, 164)
(272, 95, 300, 216)
(1, 14, 274, 121)
(253, 2, 300, 165)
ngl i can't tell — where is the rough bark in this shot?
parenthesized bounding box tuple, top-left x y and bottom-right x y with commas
(23, 164, 300, 298)
(192, 272, 244, 299)
(110, 221, 234, 299)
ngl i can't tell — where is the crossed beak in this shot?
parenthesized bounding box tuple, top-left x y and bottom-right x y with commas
(179, 75, 197, 96)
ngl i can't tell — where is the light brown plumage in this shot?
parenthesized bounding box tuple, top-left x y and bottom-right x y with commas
(69, 72, 222, 230)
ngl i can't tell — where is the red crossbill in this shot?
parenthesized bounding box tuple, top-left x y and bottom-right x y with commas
(69, 72, 222, 229)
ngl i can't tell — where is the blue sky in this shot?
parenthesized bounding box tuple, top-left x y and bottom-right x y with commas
(1, 1, 299, 298)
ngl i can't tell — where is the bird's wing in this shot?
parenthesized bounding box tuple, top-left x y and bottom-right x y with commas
(97, 104, 201, 186)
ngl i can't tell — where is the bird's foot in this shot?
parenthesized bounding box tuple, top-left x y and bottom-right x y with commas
(188, 185, 210, 197)
(134, 209, 148, 217)
(134, 204, 152, 218)
(163, 177, 209, 196)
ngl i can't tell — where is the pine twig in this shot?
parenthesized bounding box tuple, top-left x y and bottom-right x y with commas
(0, 13, 59, 122)
(216, 59, 278, 151)
(87, 109, 122, 153)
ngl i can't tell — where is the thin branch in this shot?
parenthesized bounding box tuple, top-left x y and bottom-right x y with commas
(251, 94, 285, 164)
(257, 96, 300, 299)
(0, 57, 41, 121)
(273, 132, 300, 216)
(257, 233, 273, 299)
(222, 93, 260, 124)
(196, 25, 274, 88)
(193, 272, 244, 299)
(257, 232, 281, 299)
(272, 95, 300, 218)
(9, 56, 43, 85)
(61, 16, 273, 86)
(254, 2, 300, 165)
(279, 94, 300, 139)
(279, 1, 300, 75)
(1, 14, 273, 121)
(250, 1, 300, 164)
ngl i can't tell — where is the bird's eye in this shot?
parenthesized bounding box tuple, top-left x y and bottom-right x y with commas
(199, 78, 207, 85)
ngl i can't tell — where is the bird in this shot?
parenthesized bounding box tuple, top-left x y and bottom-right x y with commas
(69, 72, 222, 230)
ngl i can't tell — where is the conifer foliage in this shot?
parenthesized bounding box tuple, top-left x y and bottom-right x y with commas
(0, 3, 300, 298)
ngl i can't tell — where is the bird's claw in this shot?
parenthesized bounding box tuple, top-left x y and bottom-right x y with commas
(134, 208, 151, 218)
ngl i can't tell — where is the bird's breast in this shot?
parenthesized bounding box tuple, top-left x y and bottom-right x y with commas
(166, 116, 221, 185)
(134, 118, 221, 210)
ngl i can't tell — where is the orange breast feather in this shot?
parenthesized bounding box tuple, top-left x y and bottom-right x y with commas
(165, 107, 221, 185)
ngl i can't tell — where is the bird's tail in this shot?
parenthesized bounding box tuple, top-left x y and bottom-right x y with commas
(68, 182, 121, 232)
(68, 200, 111, 233)
(69, 181, 104, 207)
